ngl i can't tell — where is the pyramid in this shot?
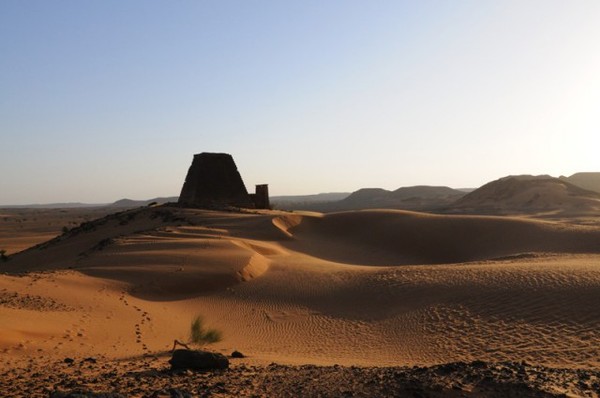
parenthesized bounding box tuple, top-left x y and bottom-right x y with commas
(178, 153, 254, 208)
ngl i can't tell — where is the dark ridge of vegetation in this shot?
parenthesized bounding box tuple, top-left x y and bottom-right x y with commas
(116, 211, 137, 226)
(149, 208, 187, 223)
(15, 208, 133, 253)
(9, 205, 191, 257)
(79, 237, 116, 258)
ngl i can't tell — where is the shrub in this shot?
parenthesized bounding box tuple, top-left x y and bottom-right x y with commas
(190, 316, 223, 345)
(172, 315, 222, 351)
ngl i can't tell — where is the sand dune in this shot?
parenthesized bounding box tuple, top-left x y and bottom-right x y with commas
(2, 206, 600, 384)
(281, 210, 600, 265)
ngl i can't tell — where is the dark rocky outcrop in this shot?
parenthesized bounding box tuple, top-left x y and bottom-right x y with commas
(178, 153, 254, 208)
(169, 349, 229, 371)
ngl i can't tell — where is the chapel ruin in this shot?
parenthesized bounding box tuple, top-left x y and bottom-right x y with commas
(178, 152, 270, 209)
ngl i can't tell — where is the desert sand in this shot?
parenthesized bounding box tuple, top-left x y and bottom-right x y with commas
(0, 208, 120, 255)
(1, 206, 600, 396)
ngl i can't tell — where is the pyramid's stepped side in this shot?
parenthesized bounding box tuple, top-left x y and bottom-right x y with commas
(178, 153, 254, 208)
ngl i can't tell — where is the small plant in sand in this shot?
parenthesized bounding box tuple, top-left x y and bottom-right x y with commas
(172, 315, 223, 351)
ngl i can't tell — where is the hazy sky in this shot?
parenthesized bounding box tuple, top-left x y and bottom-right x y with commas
(1, 1, 599, 204)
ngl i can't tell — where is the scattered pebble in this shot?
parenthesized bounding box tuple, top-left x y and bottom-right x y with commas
(1, 358, 599, 398)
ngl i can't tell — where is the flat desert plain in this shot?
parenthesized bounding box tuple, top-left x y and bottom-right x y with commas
(1, 206, 600, 397)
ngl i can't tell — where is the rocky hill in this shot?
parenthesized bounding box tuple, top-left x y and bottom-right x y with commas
(560, 172, 600, 194)
(270, 192, 350, 210)
(275, 186, 465, 212)
(332, 185, 466, 211)
(452, 175, 600, 215)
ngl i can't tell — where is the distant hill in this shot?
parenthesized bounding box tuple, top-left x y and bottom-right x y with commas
(560, 172, 600, 194)
(337, 186, 466, 211)
(108, 197, 178, 208)
(270, 192, 350, 208)
(0, 202, 104, 209)
(392, 185, 465, 200)
(339, 188, 392, 208)
(283, 186, 466, 212)
(452, 175, 600, 215)
(1, 197, 179, 209)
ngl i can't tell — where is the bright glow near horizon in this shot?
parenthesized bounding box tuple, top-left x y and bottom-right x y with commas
(1, 1, 599, 204)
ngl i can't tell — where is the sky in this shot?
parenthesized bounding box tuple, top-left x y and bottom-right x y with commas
(1, 1, 599, 204)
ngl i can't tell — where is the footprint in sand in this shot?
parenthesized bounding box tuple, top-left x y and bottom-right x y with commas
(134, 323, 144, 345)
(119, 293, 150, 352)
(118, 291, 130, 306)
(135, 318, 150, 352)
(140, 311, 151, 326)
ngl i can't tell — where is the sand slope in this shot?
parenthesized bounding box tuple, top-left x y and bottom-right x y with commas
(2, 206, 600, 375)
(283, 209, 600, 265)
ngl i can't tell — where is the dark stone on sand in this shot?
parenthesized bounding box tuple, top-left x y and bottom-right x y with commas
(50, 391, 125, 398)
(231, 350, 245, 358)
(169, 349, 229, 371)
(63, 358, 74, 364)
(169, 388, 193, 398)
(149, 388, 193, 398)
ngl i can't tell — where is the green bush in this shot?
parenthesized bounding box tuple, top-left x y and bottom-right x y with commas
(190, 316, 222, 345)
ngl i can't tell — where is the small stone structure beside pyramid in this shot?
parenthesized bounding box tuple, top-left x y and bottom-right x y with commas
(178, 152, 269, 209)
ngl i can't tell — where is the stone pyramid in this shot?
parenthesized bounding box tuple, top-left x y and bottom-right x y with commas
(178, 153, 254, 208)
